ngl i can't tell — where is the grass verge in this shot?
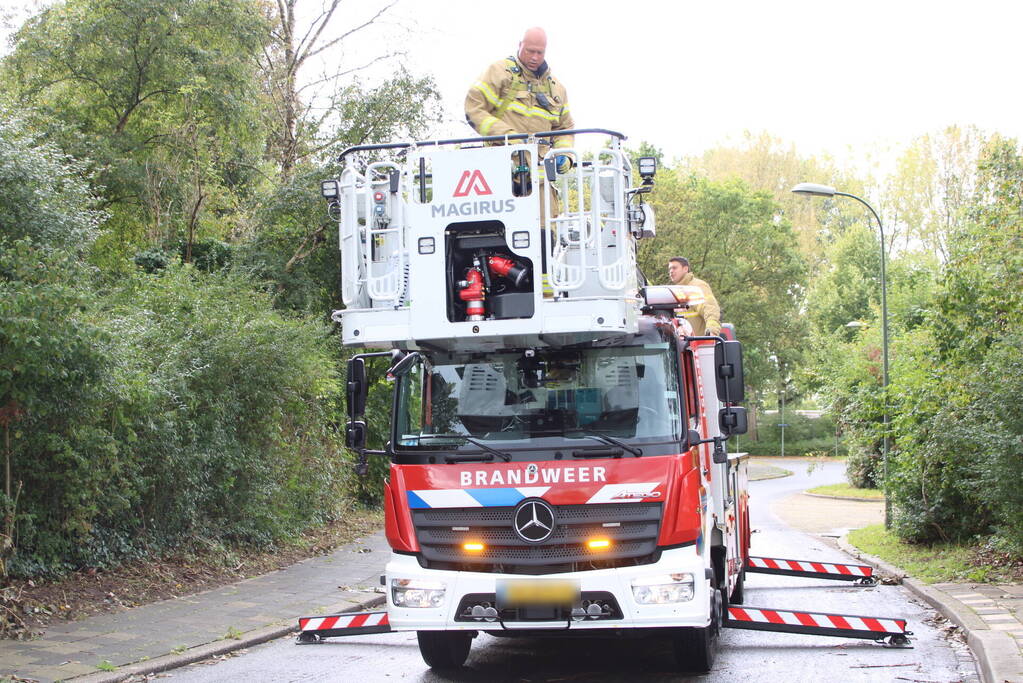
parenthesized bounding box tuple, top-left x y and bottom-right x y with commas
(748, 464, 792, 481)
(806, 483, 884, 500)
(847, 524, 1022, 583)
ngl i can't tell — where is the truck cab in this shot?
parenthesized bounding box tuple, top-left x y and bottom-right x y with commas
(328, 130, 750, 672)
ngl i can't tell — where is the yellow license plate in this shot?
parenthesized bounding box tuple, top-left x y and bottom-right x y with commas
(497, 579, 580, 608)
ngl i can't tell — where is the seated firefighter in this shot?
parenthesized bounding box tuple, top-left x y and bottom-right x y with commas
(667, 257, 721, 336)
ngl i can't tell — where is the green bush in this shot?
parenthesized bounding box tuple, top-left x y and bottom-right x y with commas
(740, 411, 845, 457)
(1, 242, 117, 572)
(180, 239, 232, 272)
(882, 139, 1023, 552)
(2, 259, 351, 576)
(845, 447, 880, 488)
(0, 111, 104, 251)
(97, 265, 348, 547)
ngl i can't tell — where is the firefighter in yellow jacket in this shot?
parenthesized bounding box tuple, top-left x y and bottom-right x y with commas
(465, 27, 575, 168)
(668, 256, 722, 336)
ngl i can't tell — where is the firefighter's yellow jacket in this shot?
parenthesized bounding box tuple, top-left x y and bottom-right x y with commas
(465, 56, 574, 152)
(675, 272, 721, 336)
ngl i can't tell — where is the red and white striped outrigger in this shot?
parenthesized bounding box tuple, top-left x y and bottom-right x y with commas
(295, 555, 903, 646)
(297, 610, 391, 643)
(747, 555, 878, 586)
(726, 606, 911, 646)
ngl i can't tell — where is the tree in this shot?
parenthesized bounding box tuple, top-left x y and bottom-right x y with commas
(637, 171, 807, 399)
(0, 110, 104, 250)
(681, 131, 863, 265)
(2, 0, 269, 261)
(804, 223, 881, 338)
(885, 126, 985, 262)
(259, 0, 441, 176)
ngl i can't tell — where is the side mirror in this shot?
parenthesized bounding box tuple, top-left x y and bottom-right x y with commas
(687, 429, 702, 449)
(345, 420, 367, 450)
(714, 340, 745, 404)
(346, 357, 368, 419)
(387, 350, 421, 379)
(719, 406, 748, 436)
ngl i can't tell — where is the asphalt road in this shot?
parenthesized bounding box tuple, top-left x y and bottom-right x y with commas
(165, 460, 979, 682)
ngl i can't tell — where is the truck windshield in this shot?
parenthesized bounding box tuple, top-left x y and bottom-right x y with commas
(395, 343, 682, 449)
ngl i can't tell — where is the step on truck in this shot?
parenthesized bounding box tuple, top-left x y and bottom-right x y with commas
(302, 129, 911, 672)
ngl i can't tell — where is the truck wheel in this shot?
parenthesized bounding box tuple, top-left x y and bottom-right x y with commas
(416, 630, 473, 670)
(672, 588, 721, 673)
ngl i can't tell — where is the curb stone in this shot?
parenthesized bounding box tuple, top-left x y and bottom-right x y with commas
(71, 595, 386, 682)
(803, 492, 886, 503)
(838, 535, 1022, 683)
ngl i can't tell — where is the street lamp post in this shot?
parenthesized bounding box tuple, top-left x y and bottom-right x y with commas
(792, 183, 891, 529)
(769, 354, 786, 457)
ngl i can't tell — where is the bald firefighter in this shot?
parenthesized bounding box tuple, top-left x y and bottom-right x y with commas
(465, 27, 575, 166)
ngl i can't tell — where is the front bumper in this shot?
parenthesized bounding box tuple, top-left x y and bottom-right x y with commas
(385, 546, 712, 632)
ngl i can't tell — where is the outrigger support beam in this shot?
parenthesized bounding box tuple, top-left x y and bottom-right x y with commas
(725, 606, 912, 647)
(747, 556, 878, 586)
(296, 610, 391, 643)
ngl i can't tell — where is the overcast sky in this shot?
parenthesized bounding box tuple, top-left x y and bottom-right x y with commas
(383, 0, 1022, 166)
(4, 0, 1020, 168)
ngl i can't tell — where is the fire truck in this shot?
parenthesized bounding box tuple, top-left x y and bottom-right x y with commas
(300, 129, 911, 672)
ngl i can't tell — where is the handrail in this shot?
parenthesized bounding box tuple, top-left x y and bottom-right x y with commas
(337, 128, 627, 163)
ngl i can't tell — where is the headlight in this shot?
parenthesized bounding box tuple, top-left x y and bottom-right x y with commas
(391, 578, 446, 608)
(631, 573, 695, 604)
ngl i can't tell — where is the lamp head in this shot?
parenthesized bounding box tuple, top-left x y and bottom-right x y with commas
(791, 182, 837, 197)
(637, 156, 657, 185)
(321, 179, 339, 201)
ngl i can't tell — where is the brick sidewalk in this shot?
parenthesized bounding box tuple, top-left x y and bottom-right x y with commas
(0, 531, 389, 682)
(921, 583, 1023, 682)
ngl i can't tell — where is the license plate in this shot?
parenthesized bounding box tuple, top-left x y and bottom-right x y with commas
(496, 579, 580, 608)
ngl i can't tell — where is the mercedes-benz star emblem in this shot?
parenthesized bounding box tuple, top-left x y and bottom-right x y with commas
(513, 499, 556, 543)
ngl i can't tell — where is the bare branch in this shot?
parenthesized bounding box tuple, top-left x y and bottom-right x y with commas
(294, 0, 344, 64)
(294, 52, 399, 94)
(283, 223, 327, 273)
(298, 1, 397, 67)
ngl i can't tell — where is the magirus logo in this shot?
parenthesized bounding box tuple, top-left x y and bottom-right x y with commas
(452, 170, 492, 197)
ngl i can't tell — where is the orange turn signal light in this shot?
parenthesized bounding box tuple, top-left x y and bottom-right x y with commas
(463, 542, 485, 552)
(587, 538, 611, 551)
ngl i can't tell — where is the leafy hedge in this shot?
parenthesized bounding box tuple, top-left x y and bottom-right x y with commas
(884, 139, 1023, 549)
(2, 255, 349, 576)
(813, 138, 1023, 554)
(738, 411, 845, 457)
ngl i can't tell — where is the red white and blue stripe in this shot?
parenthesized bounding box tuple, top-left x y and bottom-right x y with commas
(406, 482, 662, 508)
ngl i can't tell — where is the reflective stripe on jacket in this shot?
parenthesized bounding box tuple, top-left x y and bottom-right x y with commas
(465, 56, 574, 151)
(675, 273, 721, 336)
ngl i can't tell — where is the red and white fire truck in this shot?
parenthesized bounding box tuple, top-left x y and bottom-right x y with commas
(300, 129, 910, 672)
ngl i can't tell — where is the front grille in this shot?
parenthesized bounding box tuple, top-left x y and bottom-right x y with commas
(412, 502, 662, 575)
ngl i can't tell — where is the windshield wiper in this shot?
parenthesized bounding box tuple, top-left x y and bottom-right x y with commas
(444, 436, 512, 463)
(568, 430, 643, 457)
